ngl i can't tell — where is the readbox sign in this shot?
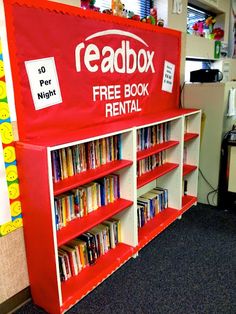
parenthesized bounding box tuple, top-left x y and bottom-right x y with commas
(4, 0, 181, 140)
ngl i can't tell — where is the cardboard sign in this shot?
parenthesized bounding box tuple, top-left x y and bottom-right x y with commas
(25, 57, 62, 110)
(162, 61, 175, 93)
(4, 0, 181, 141)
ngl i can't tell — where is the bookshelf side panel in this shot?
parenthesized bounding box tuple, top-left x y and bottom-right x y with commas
(184, 111, 201, 200)
(15, 143, 61, 314)
(115, 130, 137, 247)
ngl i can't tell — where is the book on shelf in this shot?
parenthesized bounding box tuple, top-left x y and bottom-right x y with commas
(137, 187, 169, 228)
(78, 232, 98, 265)
(67, 240, 83, 272)
(58, 218, 121, 281)
(137, 151, 167, 177)
(151, 187, 168, 210)
(54, 174, 121, 230)
(60, 245, 79, 276)
(58, 248, 72, 281)
(51, 134, 122, 183)
(136, 122, 171, 153)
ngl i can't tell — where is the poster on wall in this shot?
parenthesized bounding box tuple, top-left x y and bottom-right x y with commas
(0, 39, 22, 236)
(3, 0, 181, 141)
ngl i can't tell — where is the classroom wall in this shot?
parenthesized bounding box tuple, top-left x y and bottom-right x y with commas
(0, 228, 29, 304)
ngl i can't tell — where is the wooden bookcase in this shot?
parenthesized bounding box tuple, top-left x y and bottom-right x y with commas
(15, 108, 200, 314)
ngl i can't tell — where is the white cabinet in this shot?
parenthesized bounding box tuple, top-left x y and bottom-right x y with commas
(184, 82, 236, 205)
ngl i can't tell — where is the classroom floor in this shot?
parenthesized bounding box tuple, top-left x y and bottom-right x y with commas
(14, 203, 236, 314)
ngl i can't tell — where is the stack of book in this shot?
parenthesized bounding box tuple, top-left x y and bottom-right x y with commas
(137, 122, 170, 152)
(54, 174, 120, 230)
(58, 218, 121, 282)
(137, 187, 168, 228)
(51, 134, 122, 183)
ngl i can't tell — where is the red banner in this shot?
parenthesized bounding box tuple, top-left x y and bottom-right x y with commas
(4, 0, 181, 141)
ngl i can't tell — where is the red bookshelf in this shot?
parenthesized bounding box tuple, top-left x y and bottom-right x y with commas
(54, 160, 133, 196)
(15, 109, 201, 314)
(57, 198, 133, 246)
(137, 140, 179, 161)
(137, 163, 179, 188)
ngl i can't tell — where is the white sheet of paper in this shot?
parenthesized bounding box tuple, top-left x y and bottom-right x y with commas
(25, 57, 62, 110)
(162, 61, 175, 93)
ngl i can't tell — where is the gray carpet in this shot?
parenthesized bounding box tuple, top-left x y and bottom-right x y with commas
(14, 203, 236, 314)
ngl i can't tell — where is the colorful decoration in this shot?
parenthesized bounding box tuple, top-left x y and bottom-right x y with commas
(112, 0, 125, 17)
(205, 16, 216, 34)
(191, 15, 223, 40)
(192, 20, 205, 37)
(81, 0, 100, 12)
(213, 27, 224, 40)
(0, 39, 22, 236)
(150, 7, 158, 25)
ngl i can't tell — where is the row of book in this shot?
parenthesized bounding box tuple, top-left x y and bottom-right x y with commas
(58, 218, 121, 281)
(137, 187, 168, 228)
(51, 134, 122, 183)
(54, 174, 120, 230)
(137, 122, 170, 152)
(137, 151, 166, 177)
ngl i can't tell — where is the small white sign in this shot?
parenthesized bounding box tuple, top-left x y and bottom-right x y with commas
(25, 57, 62, 110)
(162, 61, 175, 93)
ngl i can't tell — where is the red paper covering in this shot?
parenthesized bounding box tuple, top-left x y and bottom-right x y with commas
(4, 0, 181, 141)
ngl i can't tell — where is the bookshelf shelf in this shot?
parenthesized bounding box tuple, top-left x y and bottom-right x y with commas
(184, 132, 199, 142)
(137, 140, 179, 161)
(57, 198, 133, 246)
(137, 208, 178, 251)
(61, 243, 134, 313)
(183, 164, 197, 176)
(54, 160, 133, 196)
(137, 195, 197, 252)
(182, 195, 197, 211)
(137, 162, 179, 189)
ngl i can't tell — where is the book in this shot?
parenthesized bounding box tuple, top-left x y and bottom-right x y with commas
(58, 248, 71, 280)
(74, 238, 89, 268)
(66, 146, 74, 177)
(102, 220, 116, 249)
(67, 240, 83, 273)
(79, 233, 97, 265)
(61, 245, 78, 276)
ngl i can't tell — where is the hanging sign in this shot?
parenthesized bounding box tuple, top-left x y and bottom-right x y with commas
(162, 61, 175, 93)
(25, 57, 62, 110)
(4, 0, 181, 141)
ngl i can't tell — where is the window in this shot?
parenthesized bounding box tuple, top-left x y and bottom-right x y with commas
(187, 4, 212, 34)
(95, 0, 152, 19)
